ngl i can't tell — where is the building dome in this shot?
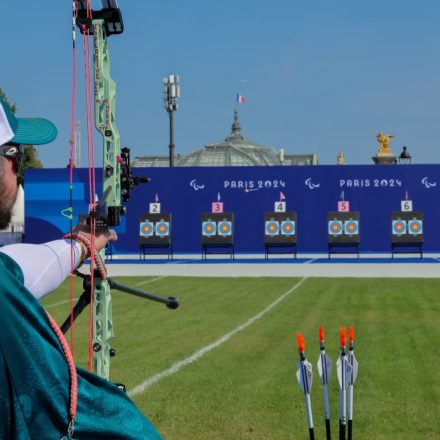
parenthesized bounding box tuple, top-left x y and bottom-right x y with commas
(177, 111, 282, 167)
(132, 110, 317, 167)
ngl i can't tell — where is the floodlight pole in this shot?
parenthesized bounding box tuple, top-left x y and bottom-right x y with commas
(163, 74, 180, 167)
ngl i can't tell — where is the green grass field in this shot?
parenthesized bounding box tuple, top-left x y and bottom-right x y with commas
(42, 276, 440, 439)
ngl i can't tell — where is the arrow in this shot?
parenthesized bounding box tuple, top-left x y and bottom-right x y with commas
(155, 193, 159, 203)
(347, 327, 359, 440)
(337, 327, 352, 440)
(296, 333, 315, 440)
(217, 192, 221, 202)
(317, 326, 332, 440)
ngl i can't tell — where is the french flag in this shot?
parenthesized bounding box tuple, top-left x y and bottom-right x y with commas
(236, 94, 246, 104)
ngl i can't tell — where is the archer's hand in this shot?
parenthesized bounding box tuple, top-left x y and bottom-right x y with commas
(72, 224, 118, 252)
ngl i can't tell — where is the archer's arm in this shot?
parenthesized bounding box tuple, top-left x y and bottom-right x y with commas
(0, 240, 82, 299)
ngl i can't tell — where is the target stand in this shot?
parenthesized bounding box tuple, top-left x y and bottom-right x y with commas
(327, 211, 360, 258)
(139, 213, 173, 260)
(391, 211, 423, 258)
(264, 212, 297, 259)
(201, 213, 234, 260)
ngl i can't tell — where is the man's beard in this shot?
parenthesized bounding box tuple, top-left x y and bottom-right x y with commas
(0, 205, 12, 229)
(0, 181, 16, 229)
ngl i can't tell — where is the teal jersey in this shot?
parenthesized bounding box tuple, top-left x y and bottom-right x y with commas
(0, 252, 162, 440)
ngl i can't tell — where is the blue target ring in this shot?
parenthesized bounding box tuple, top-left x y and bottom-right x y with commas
(392, 220, 407, 235)
(344, 220, 359, 235)
(328, 220, 343, 235)
(202, 221, 216, 236)
(155, 221, 170, 237)
(140, 222, 154, 237)
(265, 221, 279, 236)
(281, 221, 295, 236)
(218, 221, 232, 236)
(408, 220, 423, 235)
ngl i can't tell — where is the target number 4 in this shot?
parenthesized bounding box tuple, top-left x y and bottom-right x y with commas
(274, 202, 286, 212)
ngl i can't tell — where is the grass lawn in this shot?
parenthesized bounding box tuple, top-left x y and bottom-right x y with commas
(43, 276, 440, 439)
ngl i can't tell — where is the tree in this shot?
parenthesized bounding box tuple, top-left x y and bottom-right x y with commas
(0, 88, 44, 185)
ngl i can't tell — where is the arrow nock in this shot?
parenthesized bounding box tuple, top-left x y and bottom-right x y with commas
(348, 326, 355, 344)
(339, 327, 346, 348)
(318, 326, 325, 343)
(296, 333, 305, 353)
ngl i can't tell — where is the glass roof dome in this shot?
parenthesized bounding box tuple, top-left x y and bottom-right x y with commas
(177, 111, 282, 167)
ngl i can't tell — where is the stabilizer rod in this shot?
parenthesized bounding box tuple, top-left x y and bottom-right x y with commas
(107, 277, 179, 309)
(60, 272, 179, 335)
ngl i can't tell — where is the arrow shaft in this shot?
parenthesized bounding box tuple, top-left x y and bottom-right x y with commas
(347, 350, 355, 440)
(347, 385, 354, 420)
(323, 384, 331, 420)
(305, 393, 314, 430)
(339, 355, 347, 440)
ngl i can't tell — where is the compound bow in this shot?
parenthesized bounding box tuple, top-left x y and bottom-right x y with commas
(61, 0, 179, 381)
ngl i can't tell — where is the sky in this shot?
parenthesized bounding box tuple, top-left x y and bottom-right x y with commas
(2, 1, 440, 167)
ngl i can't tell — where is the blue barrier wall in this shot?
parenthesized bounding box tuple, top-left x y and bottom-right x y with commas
(24, 165, 440, 253)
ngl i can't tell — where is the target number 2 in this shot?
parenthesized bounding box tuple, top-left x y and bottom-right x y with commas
(149, 203, 161, 214)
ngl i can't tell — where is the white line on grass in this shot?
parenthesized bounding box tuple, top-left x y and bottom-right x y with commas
(44, 298, 78, 309)
(128, 276, 308, 397)
(135, 276, 167, 287)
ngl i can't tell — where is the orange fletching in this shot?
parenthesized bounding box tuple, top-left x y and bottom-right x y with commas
(318, 326, 325, 343)
(349, 326, 355, 343)
(339, 327, 346, 347)
(296, 333, 305, 352)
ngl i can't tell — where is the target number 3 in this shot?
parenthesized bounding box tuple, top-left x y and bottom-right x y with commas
(212, 202, 224, 213)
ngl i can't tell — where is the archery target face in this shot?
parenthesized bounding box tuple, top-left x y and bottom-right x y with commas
(265, 221, 279, 236)
(392, 220, 407, 235)
(344, 220, 359, 235)
(202, 221, 216, 236)
(408, 220, 423, 235)
(328, 220, 343, 235)
(140, 221, 154, 237)
(281, 220, 295, 236)
(155, 221, 170, 237)
(218, 221, 232, 236)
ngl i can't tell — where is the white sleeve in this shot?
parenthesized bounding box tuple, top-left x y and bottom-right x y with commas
(0, 240, 82, 299)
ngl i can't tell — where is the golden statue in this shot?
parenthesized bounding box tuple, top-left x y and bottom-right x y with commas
(337, 151, 346, 165)
(376, 133, 394, 155)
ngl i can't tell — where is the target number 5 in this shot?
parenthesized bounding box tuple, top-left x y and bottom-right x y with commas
(338, 201, 350, 212)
